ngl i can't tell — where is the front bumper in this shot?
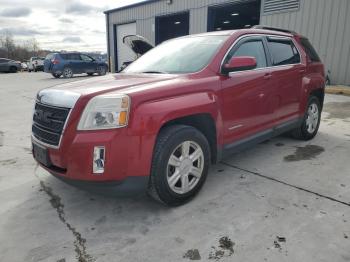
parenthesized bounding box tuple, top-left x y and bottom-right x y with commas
(32, 127, 154, 185)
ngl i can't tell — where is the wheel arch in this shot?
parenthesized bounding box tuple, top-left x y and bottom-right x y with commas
(310, 88, 325, 109)
(159, 113, 218, 164)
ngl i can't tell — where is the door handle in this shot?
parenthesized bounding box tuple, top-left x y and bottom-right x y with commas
(263, 73, 272, 80)
(299, 69, 306, 74)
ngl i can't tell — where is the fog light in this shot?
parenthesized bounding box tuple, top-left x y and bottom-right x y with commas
(93, 146, 105, 174)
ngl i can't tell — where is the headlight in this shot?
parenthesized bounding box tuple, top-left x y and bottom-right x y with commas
(77, 94, 130, 130)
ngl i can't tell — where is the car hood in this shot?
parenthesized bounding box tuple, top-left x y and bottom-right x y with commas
(37, 73, 178, 108)
(123, 35, 154, 56)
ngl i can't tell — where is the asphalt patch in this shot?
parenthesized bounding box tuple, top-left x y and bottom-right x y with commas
(284, 145, 325, 162)
(323, 102, 350, 120)
(183, 249, 201, 260)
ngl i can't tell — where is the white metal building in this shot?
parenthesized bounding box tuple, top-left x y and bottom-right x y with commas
(105, 0, 350, 85)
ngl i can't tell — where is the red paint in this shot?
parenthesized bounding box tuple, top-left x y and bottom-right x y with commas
(34, 29, 325, 183)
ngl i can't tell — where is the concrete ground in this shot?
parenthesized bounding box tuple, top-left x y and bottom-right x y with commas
(0, 72, 349, 262)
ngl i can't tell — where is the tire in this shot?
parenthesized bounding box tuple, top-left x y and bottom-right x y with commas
(52, 73, 61, 78)
(97, 65, 107, 76)
(63, 67, 73, 78)
(87, 72, 94, 76)
(291, 96, 321, 140)
(9, 66, 17, 73)
(148, 125, 210, 206)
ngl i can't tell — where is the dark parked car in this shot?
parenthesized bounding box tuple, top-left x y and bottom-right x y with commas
(44, 52, 108, 78)
(0, 58, 21, 73)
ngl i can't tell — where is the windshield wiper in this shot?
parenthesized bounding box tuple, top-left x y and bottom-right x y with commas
(141, 71, 168, 74)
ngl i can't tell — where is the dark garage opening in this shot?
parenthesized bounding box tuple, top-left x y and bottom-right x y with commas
(156, 12, 189, 44)
(208, 0, 261, 31)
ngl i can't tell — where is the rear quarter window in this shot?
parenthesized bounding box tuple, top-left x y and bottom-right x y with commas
(300, 38, 321, 62)
(267, 37, 301, 66)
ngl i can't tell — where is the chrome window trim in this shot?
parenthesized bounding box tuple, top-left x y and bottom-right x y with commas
(220, 33, 303, 75)
(32, 102, 72, 149)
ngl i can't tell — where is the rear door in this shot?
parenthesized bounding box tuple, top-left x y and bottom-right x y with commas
(266, 36, 304, 121)
(221, 36, 275, 144)
(65, 53, 83, 73)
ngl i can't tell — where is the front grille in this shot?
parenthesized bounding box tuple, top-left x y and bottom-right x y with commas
(32, 102, 70, 147)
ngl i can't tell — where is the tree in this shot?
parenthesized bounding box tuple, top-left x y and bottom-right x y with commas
(0, 30, 15, 58)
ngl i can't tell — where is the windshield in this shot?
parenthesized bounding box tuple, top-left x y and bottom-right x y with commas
(123, 35, 228, 74)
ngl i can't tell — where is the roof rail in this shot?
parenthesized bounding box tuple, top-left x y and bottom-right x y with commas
(251, 25, 297, 35)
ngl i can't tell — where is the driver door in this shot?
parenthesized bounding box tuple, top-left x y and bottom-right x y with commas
(221, 36, 276, 145)
(80, 54, 96, 73)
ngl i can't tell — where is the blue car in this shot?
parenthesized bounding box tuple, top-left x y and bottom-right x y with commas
(44, 52, 108, 78)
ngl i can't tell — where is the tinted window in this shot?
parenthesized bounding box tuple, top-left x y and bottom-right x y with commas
(80, 54, 93, 62)
(60, 53, 81, 60)
(226, 40, 267, 69)
(268, 38, 300, 66)
(0, 59, 9, 63)
(300, 38, 321, 62)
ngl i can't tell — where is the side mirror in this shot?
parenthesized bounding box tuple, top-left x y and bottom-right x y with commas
(223, 56, 257, 75)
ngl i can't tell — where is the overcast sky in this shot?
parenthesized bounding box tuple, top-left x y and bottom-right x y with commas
(0, 0, 145, 52)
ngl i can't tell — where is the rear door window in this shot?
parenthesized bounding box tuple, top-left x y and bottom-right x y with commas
(267, 38, 300, 66)
(60, 54, 81, 60)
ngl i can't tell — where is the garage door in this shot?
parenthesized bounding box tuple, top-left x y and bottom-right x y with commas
(116, 22, 136, 71)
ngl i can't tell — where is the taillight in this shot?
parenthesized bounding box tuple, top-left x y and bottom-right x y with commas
(51, 59, 60, 65)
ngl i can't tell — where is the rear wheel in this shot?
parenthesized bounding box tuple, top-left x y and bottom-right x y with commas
(63, 67, 73, 78)
(148, 125, 210, 206)
(291, 96, 321, 140)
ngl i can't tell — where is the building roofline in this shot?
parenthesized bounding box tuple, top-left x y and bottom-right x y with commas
(104, 0, 161, 14)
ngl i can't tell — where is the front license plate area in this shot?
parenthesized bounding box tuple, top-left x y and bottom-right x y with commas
(33, 143, 51, 167)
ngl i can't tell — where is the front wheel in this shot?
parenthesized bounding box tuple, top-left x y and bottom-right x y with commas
(63, 67, 73, 78)
(52, 73, 61, 78)
(148, 125, 210, 206)
(97, 66, 107, 76)
(291, 96, 321, 140)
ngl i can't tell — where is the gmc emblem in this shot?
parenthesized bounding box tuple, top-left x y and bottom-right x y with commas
(34, 109, 53, 123)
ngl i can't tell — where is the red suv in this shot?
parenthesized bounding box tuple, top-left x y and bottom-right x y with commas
(32, 27, 325, 206)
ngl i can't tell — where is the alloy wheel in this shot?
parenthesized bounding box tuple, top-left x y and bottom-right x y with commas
(166, 141, 204, 194)
(306, 103, 319, 134)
